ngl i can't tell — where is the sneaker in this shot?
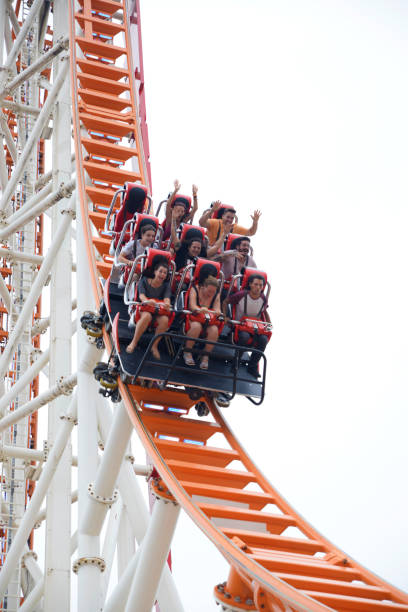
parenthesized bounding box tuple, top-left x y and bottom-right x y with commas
(216, 393, 231, 407)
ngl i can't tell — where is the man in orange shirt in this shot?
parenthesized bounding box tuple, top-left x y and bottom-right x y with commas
(199, 200, 261, 245)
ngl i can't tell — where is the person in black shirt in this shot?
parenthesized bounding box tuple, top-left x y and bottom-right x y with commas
(126, 256, 172, 359)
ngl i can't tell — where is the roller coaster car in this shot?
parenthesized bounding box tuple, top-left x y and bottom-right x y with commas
(105, 182, 152, 254)
(102, 256, 266, 405)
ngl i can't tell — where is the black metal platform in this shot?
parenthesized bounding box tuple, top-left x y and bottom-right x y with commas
(103, 281, 266, 403)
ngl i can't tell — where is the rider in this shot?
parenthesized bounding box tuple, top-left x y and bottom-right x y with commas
(161, 180, 198, 241)
(220, 236, 257, 283)
(117, 223, 158, 266)
(199, 200, 261, 246)
(183, 264, 222, 370)
(171, 213, 227, 271)
(126, 256, 172, 359)
(110, 223, 158, 284)
(227, 274, 271, 377)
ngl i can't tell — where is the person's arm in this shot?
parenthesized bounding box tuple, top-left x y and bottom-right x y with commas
(245, 209, 261, 237)
(212, 293, 221, 314)
(170, 212, 182, 250)
(207, 227, 229, 258)
(164, 179, 181, 227)
(188, 286, 199, 312)
(186, 184, 198, 223)
(199, 199, 221, 228)
(117, 241, 134, 265)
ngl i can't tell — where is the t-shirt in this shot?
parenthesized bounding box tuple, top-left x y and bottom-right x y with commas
(222, 254, 256, 281)
(228, 290, 267, 320)
(110, 239, 157, 283)
(137, 276, 172, 301)
(207, 219, 252, 246)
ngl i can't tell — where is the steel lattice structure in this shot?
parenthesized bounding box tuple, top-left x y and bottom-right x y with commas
(0, 1, 407, 611)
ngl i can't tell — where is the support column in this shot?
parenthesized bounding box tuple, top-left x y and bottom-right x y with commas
(43, 1, 73, 608)
(125, 489, 180, 612)
(76, 193, 103, 610)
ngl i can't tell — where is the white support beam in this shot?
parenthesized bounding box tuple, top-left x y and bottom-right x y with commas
(0, 56, 69, 211)
(97, 399, 185, 612)
(0, 247, 44, 266)
(0, 112, 17, 162)
(0, 97, 41, 116)
(0, 273, 11, 311)
(35, 491, 78, 527)
(6, 1, 21, 37)
(32, 300, 77, 336)
(0, 348, 49, 416)
(35, 153, 76, 190)
(0, 181, 76, 239)
(0, 372, 77, 433)
(2, 0, 45, 77)
(125, 497, 180, 612)
(0, 206, 75, 379)
(101, 499, 123, 602)
(0, 393, 77, 603)
(103, 550, 140, 612)
(0, 444, 44, 462)
(3, 180, 53, 225)
(1, 36, 69, 97)
(81, 401, 132, 536)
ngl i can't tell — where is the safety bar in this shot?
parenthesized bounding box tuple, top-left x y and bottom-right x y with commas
(104, 188, 125, 233)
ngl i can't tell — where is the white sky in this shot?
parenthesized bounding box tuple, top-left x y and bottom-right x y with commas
(138, 1, 408, 609)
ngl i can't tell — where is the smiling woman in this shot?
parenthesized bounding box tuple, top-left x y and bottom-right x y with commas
(140, 0, 408, 609)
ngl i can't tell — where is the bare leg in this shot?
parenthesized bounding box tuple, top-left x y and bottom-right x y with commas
(203, 325, 219, 354)
(126, 311, 152, 353)
(184, 321, 202, 352)
(150, 315, 170, 359)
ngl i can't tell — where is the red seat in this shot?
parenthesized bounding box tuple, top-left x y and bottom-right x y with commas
(181, 259, 224, 334)
(109, 183, 150, 251)
(224, 233, 244, 251)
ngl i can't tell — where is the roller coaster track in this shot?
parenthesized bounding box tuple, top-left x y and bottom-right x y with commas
(0, 0, 406, 610)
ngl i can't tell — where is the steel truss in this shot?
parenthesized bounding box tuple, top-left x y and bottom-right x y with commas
(0, 2, 407, 612)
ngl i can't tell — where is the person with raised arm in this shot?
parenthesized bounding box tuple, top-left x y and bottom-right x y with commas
(199, 200, 261, 245)
(161, 180, 199, 241)
(170, 210, 227, 270)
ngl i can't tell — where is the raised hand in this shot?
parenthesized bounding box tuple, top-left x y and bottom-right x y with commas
(174, 179, 181, 192)
(212, 200, 221, 211)
(251, 209, 261, 223)
(192, 184, 198, 196)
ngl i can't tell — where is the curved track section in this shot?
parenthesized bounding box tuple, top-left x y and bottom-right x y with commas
(70, 1, 408, 610)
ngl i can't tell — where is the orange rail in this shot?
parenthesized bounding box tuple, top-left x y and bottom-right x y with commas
(69, 1, 408, 610)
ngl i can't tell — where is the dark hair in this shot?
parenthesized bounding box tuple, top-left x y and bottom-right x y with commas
(175, 234, 207, 271)
(140, 223, 157, 236)
(143, 254, 170, 279)
(198, 263, 218, 285)
(248, 274, 265, 287)
(215, 206, 236, 219)
(231, 236, 250, 250)
(125, 186, 146, 215)
(138, 218, 158, 238)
